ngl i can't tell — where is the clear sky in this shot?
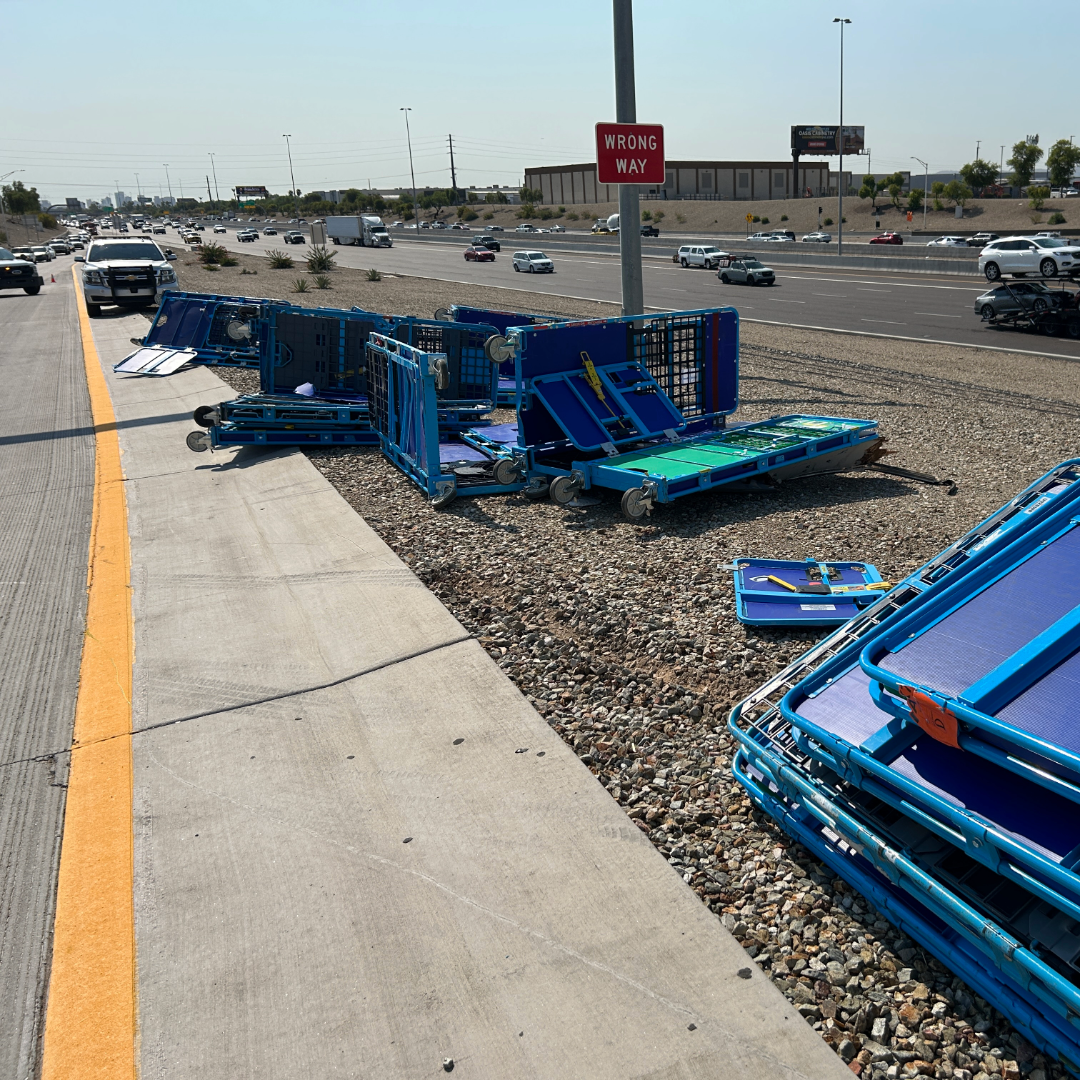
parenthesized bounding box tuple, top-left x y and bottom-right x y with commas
(5, 0, 1077, 205)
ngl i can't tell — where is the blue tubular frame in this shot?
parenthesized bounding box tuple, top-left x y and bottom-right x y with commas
(731, 750, 1080, 1075)
(206, 425, 379, 449)
(857, 503, 1080, 795)
(142, 291, 285, 367)
(364, 333, 524, 503)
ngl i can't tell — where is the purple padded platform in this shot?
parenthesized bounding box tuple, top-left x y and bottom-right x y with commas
(480, 423, 520, 445)
(743, 600, 860, 623)
(793, 668, 1080, 864)
(439, 442, 489, 464)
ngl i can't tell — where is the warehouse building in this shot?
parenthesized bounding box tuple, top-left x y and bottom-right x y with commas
(524, 160, 834, 203)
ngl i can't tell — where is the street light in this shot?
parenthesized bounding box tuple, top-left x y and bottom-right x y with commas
(208, 152, 220, 205)
(283, 135, 299, 222)
(833, 17, 851, 257)
(400, 108, 418, 228)
(911, 156, 929, 232)
(163, 163, 173, 199)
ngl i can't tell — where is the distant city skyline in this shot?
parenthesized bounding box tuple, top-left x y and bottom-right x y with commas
(6, 0, 1077, 203)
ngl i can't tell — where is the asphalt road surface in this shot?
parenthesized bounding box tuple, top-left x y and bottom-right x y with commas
(190, 227, 1080, 362)
(0, 267, 93, 1080)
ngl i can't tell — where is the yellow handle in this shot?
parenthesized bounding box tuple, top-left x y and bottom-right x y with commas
(766, 575, 798, 592)
(581, 352, 606, 401)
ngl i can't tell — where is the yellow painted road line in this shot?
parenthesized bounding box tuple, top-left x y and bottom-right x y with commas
(41, 268, 137, 1080)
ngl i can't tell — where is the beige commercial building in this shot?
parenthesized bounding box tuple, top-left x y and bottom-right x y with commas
(525, 160, 835, 203)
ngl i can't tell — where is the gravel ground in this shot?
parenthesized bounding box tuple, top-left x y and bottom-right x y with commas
(212, 286, 1080, 1080)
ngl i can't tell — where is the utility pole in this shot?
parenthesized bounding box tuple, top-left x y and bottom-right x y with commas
(208, 152, 220, 204)
(448, 134, 458, 203)
(613, 0, 644, 317)
(206, 175, 213, 207)
(283, 135, 299, 221)
(163, 163, 173, 199)
(401, 108, 418, 225)
(976, 139, 981, 161)
(912, 156, 928, 232)
(135, 173, 141, 200)
(1000, 145, 1005, 184)
(833, 17, 851, 257)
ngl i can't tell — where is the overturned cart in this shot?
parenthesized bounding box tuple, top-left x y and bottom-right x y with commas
(729, 459, 1080, 1076)
(491, 307, 881, 519)
(187, 302, 502, 452)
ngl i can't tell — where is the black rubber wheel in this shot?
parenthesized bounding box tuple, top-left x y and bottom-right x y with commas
(185, 430, 210, 452)
(528, 264, 534, 273)
(680, 258, 688, 267)
(431, 488, 456, 509)
(621, 488, 651, 522)
(23, 285, 40, 295)
(719, 273, 730, 284)
(1040, 258, 1058, 278)
(513, 264, 520, 271)
(86, 302, 101, 317)
(1041, 319, 1058, 337)
(984, 262, 1001, 282)
(523, 482, 549, 501)
(193, 405, 220, 428)
(549, 475, 579, 505)
(980, 304, 995, 321)
(1033, 298, 1049, 313)
(1067, 319, 1080, 339)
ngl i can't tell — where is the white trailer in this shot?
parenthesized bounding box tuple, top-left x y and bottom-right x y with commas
(326, 215, 393, 247)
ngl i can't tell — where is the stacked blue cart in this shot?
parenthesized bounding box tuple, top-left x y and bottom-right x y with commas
(727, 459, 1080, 1075)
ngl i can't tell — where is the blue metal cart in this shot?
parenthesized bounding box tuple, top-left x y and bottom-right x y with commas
(732, 557, 885, 627)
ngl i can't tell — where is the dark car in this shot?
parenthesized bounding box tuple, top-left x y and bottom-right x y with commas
(475, 235, 501, 252)
(869, 232, 903, 245)
(464, 245, 495, 263)
(640, 224, 660, 237)
(0, 246, 44, 294)
(968, 232, 1000, 247)
(974, 281, 1068, 320)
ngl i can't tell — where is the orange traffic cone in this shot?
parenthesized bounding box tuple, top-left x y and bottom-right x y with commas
(51, 274, 56, 283)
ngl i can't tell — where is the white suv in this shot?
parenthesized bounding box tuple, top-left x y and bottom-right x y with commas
(979, 235, 1080, 281)
(75, 237, 178, 316)
(512, 250, 554, 273)
(677, 244, 728, 269)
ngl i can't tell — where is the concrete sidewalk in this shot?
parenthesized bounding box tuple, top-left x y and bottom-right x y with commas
(89, 310, 850, 1080)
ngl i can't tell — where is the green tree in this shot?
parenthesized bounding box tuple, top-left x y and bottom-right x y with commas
(858, 173, 877, 207)
(1008, 140, 1044, 189)
(907, 187, 924, 212)
(1028, 186, 1050, 211)
(2, 180, 40, 214)
(518, 186, 544, 204)
(958, 159, 997, 196)
(943, 180, 973, 208)
(38, 212, 57, 229)
(1046, 139, 1080, 190)
(877, 171, 906, 209)
(485, 190, 508, 204)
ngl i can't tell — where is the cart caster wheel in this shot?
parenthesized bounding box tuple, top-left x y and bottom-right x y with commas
(549, 475, 580, 505)
(493, 458, 522, 485)
(186, 430, 211, 453)
(621, 487, 653, 522)
(523, 480, 550, 501)
(193, 405, 220, 427)
(431, 487, 456, 510)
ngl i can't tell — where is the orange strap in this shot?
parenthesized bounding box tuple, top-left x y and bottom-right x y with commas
(897, 685, 961, 748)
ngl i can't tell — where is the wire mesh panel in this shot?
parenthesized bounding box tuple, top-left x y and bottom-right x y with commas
(631, 315, 704, 417)
(392, 321, 497, 404)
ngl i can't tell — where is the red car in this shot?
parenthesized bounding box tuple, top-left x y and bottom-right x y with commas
(464, 245, 495, 262)
(869, 232, 903, 245)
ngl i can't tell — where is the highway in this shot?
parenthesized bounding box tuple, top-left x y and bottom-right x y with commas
(184, 225, 1080, 361)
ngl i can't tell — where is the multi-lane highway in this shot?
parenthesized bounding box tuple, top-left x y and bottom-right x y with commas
(187, 225, 1080, 361)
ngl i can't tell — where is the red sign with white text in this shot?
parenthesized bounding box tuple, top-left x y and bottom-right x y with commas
(595, 123, 665, 185)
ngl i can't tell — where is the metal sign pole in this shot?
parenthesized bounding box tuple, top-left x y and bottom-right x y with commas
(613, 0, 644, 317)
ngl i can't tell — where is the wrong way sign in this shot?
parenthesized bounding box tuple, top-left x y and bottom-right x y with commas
(595, 122, 665, 185)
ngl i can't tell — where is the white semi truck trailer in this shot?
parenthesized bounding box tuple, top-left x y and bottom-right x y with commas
(326, 215, 393, 247)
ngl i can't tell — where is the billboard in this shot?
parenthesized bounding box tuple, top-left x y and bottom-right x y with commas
(791, 126, 865, 155)
(235, 185, 270, 198)
(595, 123, 665, 185)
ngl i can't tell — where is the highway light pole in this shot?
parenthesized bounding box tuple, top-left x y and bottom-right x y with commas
(401, 108, 418, 226)
(208, 152, 220, 205)
(833, 17, 851, 257)
(613, 0, 644, 317)
(163, 163, 173, 200)
(283, 135, 299, 222)
(912, 156, 928, 232)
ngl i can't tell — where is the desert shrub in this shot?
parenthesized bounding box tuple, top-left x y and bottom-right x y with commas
(38, 213, 57, 229)
(219, 255, 238, 266)
(780, 214, 788, 221)
(653, 210, 665, 223)
(198, 242, 229, 265)
(204, 264, 220, 272)
(675, 212, 685, 223)
(538, 208, 554, 220)
(933, 198, 944, 212)
(313, 273, 332, 289)
(752, 215, 760, 223)
(557, 205, 566, 213)
(464, 210, 479, 221)
(1048, 211, 1067, 225)
(366, 267, 382, 281)
(293, 277, 310, 293)
(516, 203, 537, 219)
(823, 217, 833, 226)
(641, 209, 652, 221)
(761, 216, 770, 224)
(483, 211, 495, 220)
(566, 212, 579, 221)
(267, 249, 293, 269)
(306, 245, 336, 273)
(240, 267, 257, 275)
